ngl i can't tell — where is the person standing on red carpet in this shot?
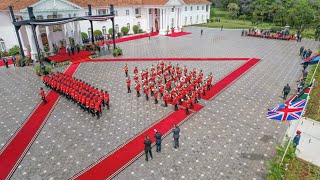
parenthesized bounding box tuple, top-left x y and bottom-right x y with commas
(144, 135, 153, 161)
(39, 87, 47, 104)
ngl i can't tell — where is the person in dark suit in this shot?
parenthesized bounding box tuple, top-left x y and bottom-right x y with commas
(282, 84, 291, 100)
(154, 130, 162, 153)
(172, 124, 180, 149)
(144, 135, 153, 161)
(71, 46, 75, 55)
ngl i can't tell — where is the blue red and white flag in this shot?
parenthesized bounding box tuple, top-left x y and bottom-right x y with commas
(266, 99, 306, 121)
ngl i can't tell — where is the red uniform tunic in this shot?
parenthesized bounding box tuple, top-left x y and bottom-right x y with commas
(105, 93, 110, 102)
(126, 79, 131, 87)
(133, 67, 138, 74)
(154, 90, 158, 99)
(40, 89, 45, 98)
(95, 102, 101, 111)
(135, 83, 141, 92)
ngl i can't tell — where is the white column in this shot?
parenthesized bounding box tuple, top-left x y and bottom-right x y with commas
(64, 24, 69, 46)
(46, 26, 54, 53)
(179, 8, 183, 29)
(159, 8, 165, 35)
(18, 29, 27, 56)
(36, 26, 44, 51)
(174, 7, 179, 32)
(146, 8, 150, 32)
(152, 9, 155, 32)
(26, 25, 37, 60)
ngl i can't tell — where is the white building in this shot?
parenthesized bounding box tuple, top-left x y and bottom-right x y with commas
(0, 0, 211, 59)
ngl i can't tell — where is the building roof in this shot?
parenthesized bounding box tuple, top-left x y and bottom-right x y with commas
(0, 0, 210, 11)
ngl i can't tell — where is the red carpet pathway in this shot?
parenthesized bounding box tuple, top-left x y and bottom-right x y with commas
(0, 63, 80, 180)
(71, 107, 202, 180)
(165, 31, 191, 37)
(71, 58, 260, 180)
(99, 32, 159, 46)
(0, 59, 13, 67)
(47, 50, 93, 63)
(202, 58, 261, 100)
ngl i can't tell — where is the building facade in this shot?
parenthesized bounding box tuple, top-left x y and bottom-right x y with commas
(0, 0, 210, 59)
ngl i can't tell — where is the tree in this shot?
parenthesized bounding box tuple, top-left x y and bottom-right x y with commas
(108, 28, 113, 35)
(132, 25, 139, 34)
(93, 30, 102, 37)
(81, 32, 88, 38)
(239, 14, 247, 24)
(287, 0, 315, 35)
(121, 27, 129, 35)
(227, 3, 240, 19)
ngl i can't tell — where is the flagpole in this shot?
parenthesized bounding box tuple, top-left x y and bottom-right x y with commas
(310, 59, 320, 82)
(280, 78, 315, 165)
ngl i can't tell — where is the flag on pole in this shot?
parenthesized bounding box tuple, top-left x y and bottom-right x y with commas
(266, 83, 312, 121)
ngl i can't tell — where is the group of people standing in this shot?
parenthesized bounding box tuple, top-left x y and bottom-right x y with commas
(124, 62, 213, 114)
(42, 72, 110, 119)
(299, 46, 313, 59)
(66, 44, 81, 56)
(143, 124, 180, 161)
(0, 52, 16, 68)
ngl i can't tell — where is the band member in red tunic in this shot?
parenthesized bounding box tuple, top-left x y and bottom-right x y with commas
(135, 82, 141, 97)
(90, 99, 95, 116)
(173, 94, 179, 111)
(95, 100, 101, 119)
(154, 88, 159, 104)
(133, 66, 138, 74)
(144, 86, 149, 101)
(163, 91, 169, 107)
(39, 87, 47, 104)
(123, 64, 129, 77)
(126, 77, 131, 93)
(104, 91, 110, 109)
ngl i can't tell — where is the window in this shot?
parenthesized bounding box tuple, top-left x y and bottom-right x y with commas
(185, 17, 187, 25)
(138, 22, 141, 29)
(172, 8, 174, 12)
(88, 28, 91, 38)
(68, 14, 72, 18)
(197, 6, 199, 10)
(185, 7, 187, 11)
(135, 8, 140, 15)
(202, 6, 204, 10)
(196, 15, 199, 23)
(190, 16, 192, 24)
(171, 18, 174, 28)
(36, 15, 43, 19)
(149, 9, 152, 14)
(115, 24, 119, 33)
(102, 26, 106, 35)
(190, 6, 192, 11)
(73, 13, 77, 17)
(206, 5, 209, 12)
(126, 10, 129, 15)
(97, 9, 107, 15)
(201, 15, 204, 22)
(127, 23, 130, 30)
(0, 38, 6, 51)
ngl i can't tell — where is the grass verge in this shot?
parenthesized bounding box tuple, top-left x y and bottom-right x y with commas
(304, 63, 320, 121)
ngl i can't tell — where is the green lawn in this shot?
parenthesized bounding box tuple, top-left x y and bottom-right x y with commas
(196, 8, 315, 39)
(285, 158, 320, 180)
(305, 63, 320, 121)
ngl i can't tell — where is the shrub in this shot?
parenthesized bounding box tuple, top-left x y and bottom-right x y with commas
(112, 47, 123, 57)
(9, 45, 20, 56)
(121, 27, 129, 35)
(50, 61, 56, 67)
(93, 30, 102, 37)
(270, 26, 282, 33)
(81, 32, 88, 39)
(133, 25, 139, 34)
(108, 28, 113, 35)
(24, 57, 31, 65)
(138, 29, 144, 33)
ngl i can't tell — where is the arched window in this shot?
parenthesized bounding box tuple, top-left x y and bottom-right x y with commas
(127, 23, 130, 30)
(88, 28, 91, 37)
(115, 24, 119, 33)
(0, 38, 6, 51)
(102, 26, 106, 35)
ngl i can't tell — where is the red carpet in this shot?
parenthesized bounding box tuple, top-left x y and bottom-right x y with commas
(99, 32, 159, 46)
(0, 59, 13, 67)
(47, 49, 93, 63)
(0, 64, 79, 180)
(165, 32, 191, 37)
(201, 58, 260, 100)
(71, 108, 195, 180)
(91, 57, 250, 62)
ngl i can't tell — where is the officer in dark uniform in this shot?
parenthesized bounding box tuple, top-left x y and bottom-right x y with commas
(172, 124, 180, 149)
(144, 135, 153, 161)
(154, 130, 162, 153)
(282, 84, 291, 100)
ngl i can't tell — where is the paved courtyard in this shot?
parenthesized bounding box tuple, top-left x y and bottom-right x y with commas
(1, 26, 319, 180)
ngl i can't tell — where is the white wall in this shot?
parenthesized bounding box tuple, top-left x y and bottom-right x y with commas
(0, 12, 20, 51)
(182, 4, 210, 26)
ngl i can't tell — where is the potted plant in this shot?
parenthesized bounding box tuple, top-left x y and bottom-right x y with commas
(50, 60, 56, 67)
(24, 57, 31, 66)
(112, 47, 123, 57)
